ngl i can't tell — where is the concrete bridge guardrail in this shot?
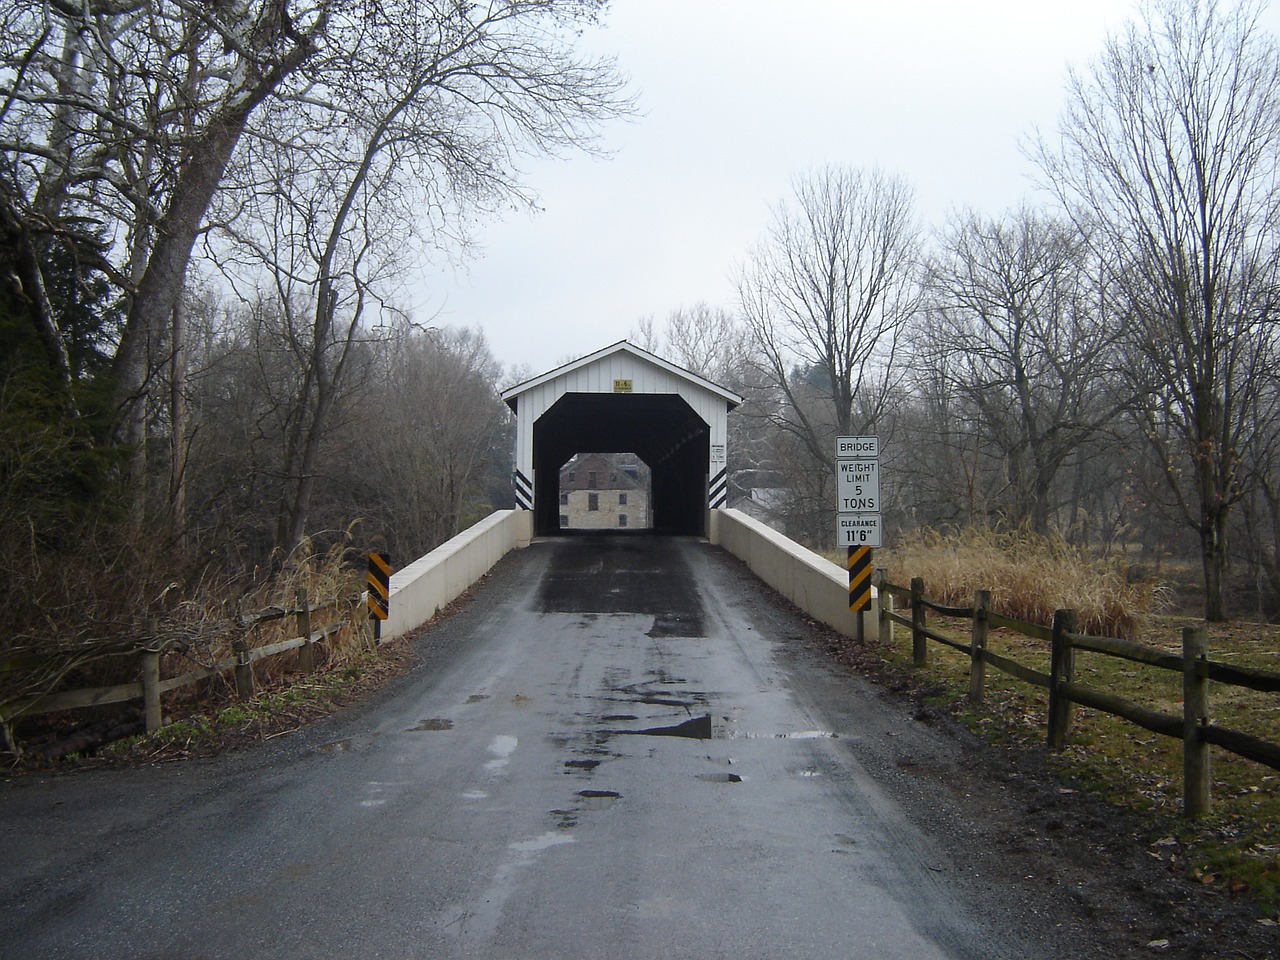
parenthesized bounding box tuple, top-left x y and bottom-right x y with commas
(710, 508, 876, 640)
(382, 506, 876, 643)
(383, 509, 534, 641)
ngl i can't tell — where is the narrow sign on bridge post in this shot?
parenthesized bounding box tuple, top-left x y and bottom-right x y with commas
(847, 545, 872, 612)
(367, 552, 390, 640)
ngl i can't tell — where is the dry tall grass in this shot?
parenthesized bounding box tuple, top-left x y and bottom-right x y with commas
(879, 526, 1168, 639)
(156, 533, 373, 688)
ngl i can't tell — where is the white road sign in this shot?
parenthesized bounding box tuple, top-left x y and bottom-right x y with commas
(835, 434, 884, 550)
(836, 436, 879, 459)
(836, 458, 880, 512)
(837, 513, 882, 548)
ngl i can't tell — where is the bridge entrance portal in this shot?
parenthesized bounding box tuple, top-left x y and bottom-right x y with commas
(502, 342, 741, 539)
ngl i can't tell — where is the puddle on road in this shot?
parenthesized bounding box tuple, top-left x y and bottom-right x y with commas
(577, 789, 621, 810)
(483, 734, 520, 773)
(617, 714, 714, 740)
(564, 758, 601, 771)
(727, 729, 837, 740)
(510, 831, 576, 854)
(634, 696, 696, 708)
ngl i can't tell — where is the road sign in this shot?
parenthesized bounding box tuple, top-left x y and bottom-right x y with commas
(836, 434, 883, 552)
(847, 545, 873, 611)
(836, 435, 879, 459)
(836, 458, 880, 512)
(367, 552, 390, 621)
(837, 513, 882, 548)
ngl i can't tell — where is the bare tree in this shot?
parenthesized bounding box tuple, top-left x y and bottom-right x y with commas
(918, 206, 1122, 533)
(210, 0, 628, 556)
(1232, 317, 1280, 613)
(1033, 0, 1280, 619)
(634, 303, 746, 383)
(3, 0, 629, 544)
(630, 303, 775, 508)
(737, 166, 920, 544)
(360, 326, 507, 559)
(2, 0, 333, 517)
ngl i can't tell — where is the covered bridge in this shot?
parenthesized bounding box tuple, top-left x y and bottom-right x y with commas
(501, 341, 742, 537)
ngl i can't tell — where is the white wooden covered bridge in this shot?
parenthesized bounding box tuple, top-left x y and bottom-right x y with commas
(500, 341, 743, 537)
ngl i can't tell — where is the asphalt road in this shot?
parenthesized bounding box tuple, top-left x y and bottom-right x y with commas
(2, 536, 1074, 960)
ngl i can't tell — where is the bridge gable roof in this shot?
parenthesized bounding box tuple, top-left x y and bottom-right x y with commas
(500, 340, 742, 413)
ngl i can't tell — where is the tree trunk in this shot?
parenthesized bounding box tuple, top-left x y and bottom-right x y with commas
(0, 196, 76, 410)
(278, 382, 335, 557)
(168, 297, 188, 549)
(1202, 505, 1230, 622)
(111, 15, 320, 458)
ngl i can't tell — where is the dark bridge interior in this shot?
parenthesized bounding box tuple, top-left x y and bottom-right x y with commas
(533, 393, 710, 537)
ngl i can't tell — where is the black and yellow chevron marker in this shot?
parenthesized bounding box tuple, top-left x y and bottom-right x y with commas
(847, 545, 872, 612)
(367, 552, 391, 621)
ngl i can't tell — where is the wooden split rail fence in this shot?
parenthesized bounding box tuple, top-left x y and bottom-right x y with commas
(0, 591, 364, 758)
(873, 570, 1280, 818)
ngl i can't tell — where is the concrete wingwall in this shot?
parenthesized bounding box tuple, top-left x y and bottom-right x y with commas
(710, 508, 876, 640)
(382, 509, 534, 641)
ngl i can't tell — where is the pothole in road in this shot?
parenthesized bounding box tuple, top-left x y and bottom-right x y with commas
(610, 682, 707, 711)
(696, 773, 743, 783)
(406, 718, 454, 732)
(646, 614, 705, 638)
(564, 759, 601, 771)
(317, 734, 376, 753)
(551, 808, 578, 828)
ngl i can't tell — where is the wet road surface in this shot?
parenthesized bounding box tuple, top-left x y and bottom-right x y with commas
(1, 536, 1042, 959)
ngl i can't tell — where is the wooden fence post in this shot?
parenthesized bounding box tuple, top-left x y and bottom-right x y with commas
(233, 635, 254, 699)
(296, 588, 315, 674)
(873, 568, 891, 645)
(140, 650, 162, 732)
(910, 577, 927, 667)
(968, 589, 990, 706)
(1047, 608, 1077, 750)
(1183, 625, 1211, 819)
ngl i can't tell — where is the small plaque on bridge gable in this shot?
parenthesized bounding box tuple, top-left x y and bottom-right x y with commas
(613, 378, 633, 393)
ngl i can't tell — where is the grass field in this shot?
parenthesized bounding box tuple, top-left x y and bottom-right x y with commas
(844, 530, 1280, 915)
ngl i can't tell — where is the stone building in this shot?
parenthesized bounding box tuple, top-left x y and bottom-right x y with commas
(559, 453, 650, 530)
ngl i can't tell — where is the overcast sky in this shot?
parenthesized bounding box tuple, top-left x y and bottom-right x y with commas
(408, 0, 1278, 377)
